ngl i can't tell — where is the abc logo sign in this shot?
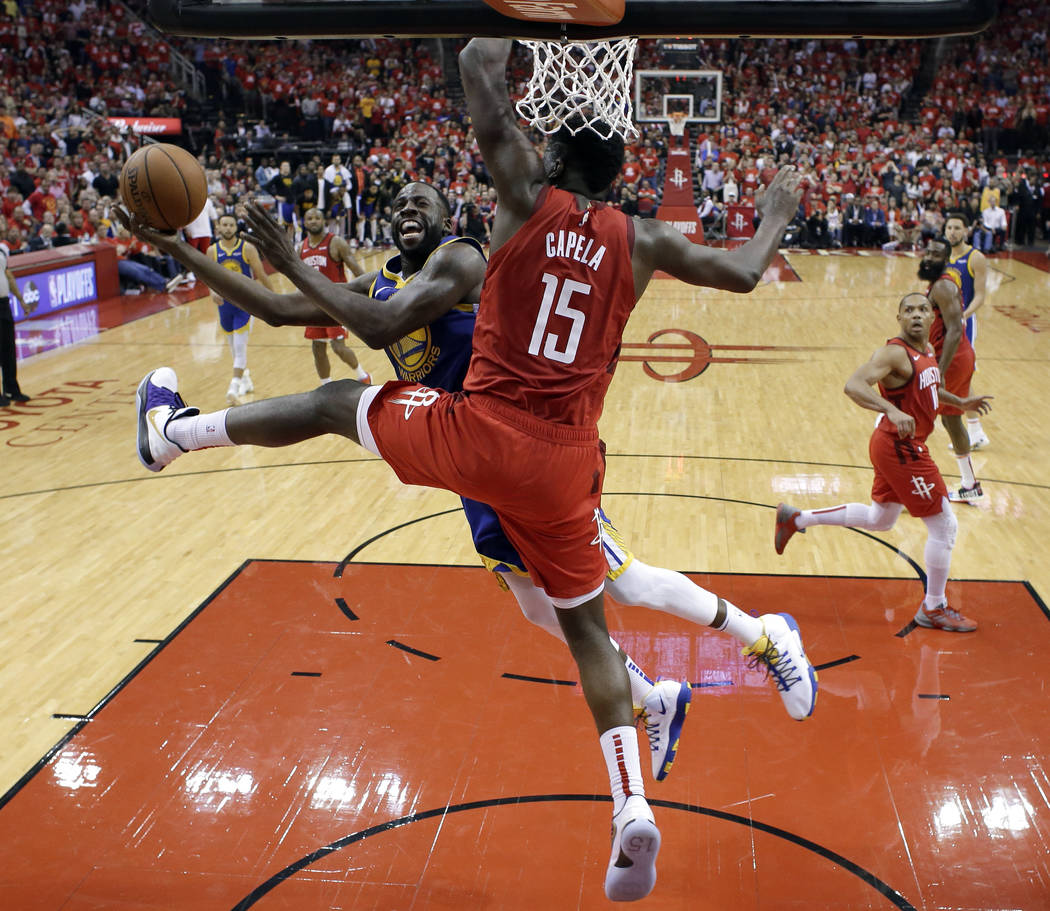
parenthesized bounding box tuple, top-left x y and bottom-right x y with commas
(22, 281, 40, 310)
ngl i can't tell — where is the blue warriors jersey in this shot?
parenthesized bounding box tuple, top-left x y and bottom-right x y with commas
(214, 237, 253, 333)
(369, 235, 482, 390)
(367, 233, 634, 584)
(946, 247, 977, 310)
(946, 246, 979, 345)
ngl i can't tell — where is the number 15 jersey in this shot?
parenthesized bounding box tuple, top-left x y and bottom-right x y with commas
(464, 186, 636, 428)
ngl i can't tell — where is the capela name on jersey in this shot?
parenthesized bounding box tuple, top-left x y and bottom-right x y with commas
(545, 230, 607, 271)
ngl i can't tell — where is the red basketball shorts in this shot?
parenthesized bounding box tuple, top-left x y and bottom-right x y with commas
(937, 339, 975, 416)
(363, 382, 607, 601)
(868, 431, 948, 518)
(304, 326, 347, 340)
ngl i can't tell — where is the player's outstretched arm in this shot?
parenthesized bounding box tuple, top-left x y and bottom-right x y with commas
(115, 206, 345, 327)
(843, 345, 916, 439)
(243, 200, 486, 347)
(635, 167, 802, 292)
(458, 39, 544, 237)
(942, 390, 993, 414)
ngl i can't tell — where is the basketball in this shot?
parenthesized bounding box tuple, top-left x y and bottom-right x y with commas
(119, 143, 207, 232)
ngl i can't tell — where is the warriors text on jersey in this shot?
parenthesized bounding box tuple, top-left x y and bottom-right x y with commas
(299, 233, 347, 283)
(369, 235, 482, 389)
(464, 186, 636, 427)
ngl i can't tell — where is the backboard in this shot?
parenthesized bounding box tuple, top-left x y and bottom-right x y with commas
(636, 70, 723, 124)
(147, 0, 999, 40)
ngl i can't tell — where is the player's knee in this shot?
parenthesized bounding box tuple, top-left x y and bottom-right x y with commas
(313, 378, 366, 430)
(925, 504, 958, 550)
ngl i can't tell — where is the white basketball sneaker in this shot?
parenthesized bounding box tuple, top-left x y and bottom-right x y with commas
(604, 794, 660, 902)
(226, 377, 241, 405)
(239, 368, 254, 395)
(135, 367, 197, 472)
(640, 680, 691, 782)
(743, 613, 818, 721)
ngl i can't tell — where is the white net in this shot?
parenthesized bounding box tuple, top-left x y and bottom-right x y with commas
(668, 111, 687, 137)
(515, 38, 639, 141)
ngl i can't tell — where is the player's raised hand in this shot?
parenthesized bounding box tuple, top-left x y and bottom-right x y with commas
(242, 199, 297, 267)
(756, 166, 803, 224)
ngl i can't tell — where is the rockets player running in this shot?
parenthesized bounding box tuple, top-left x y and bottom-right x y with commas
(134, 38, 813, 902)
(775, 293, 992, 632)
(298, 207, 372, 385)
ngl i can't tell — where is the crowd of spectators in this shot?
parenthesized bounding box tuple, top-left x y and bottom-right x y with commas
(0, 0, 1047, 283)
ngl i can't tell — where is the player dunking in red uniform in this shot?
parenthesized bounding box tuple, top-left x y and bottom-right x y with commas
(298, 207, 371, 385)
(775, 292, 992, 632)
(134, 39, 812, 902)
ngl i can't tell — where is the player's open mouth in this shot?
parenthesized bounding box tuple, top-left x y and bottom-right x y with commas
(398, 219, 423, 241)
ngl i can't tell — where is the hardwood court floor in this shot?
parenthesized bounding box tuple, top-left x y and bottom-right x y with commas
(2, 247, 1048, 909)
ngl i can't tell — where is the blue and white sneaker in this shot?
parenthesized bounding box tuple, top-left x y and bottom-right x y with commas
(604, 794, 660, 902)
(640, 679, 691, 782)
(743, 613, 818, 721)
(135, 367, 197, 472)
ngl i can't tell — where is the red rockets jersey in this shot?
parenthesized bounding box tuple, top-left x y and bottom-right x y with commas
(464, 186, 636, 428)
(299, 233, 347, 283)
(876, 337, 941, 443)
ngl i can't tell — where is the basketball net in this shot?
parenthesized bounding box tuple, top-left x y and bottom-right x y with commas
(668, 111, 687, 137)
(515, 38, 639, 141)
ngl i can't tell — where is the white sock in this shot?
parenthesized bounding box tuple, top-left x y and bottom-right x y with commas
(955, 455, 976, 487)
(355, 365, 370, 380)
(967, 417, 985, 435)
(166, 409, 235, 450)
(710, 596, 765, 646)
(320, 376, 332, 385)
(600, 726, 645, 816)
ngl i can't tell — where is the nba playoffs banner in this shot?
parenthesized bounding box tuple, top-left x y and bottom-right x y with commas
(13, 262, 99, 319)
(107, 117, 183, 136)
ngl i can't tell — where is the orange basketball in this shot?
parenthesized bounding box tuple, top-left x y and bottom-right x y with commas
(119, 143, 207, 231)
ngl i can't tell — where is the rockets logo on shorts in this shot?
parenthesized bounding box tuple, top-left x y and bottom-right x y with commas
(910, 475, 936, 500)
(389, 387, 441, 419)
